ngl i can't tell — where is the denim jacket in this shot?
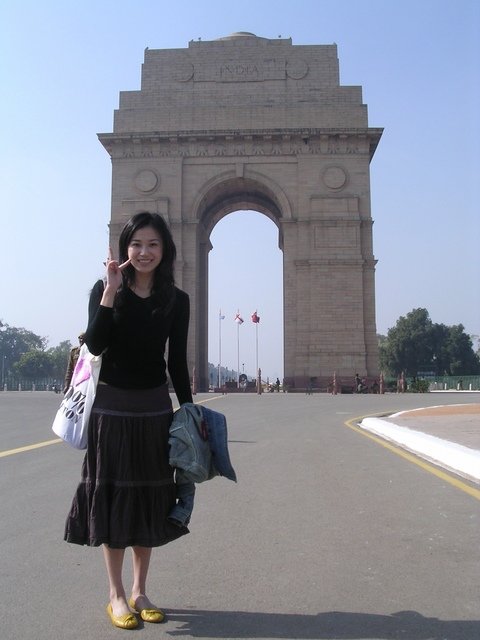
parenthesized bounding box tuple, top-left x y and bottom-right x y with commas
(168, 403, 236, 527)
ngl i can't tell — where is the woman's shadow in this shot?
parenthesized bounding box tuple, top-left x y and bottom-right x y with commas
(165, 608, 479, 639)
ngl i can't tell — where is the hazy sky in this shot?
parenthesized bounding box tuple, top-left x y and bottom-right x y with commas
(1, 0, 479, 380)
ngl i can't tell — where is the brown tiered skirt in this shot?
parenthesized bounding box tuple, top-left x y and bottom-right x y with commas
(64, 383, 189, 548)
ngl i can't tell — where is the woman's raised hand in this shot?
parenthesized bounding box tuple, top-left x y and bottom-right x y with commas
(105, 248, 131, 290)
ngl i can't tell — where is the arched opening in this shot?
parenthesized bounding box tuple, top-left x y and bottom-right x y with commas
(192, 174, 288, 391)
(208, 210, 284, 390)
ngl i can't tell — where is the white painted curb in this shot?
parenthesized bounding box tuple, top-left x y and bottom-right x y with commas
(360, 417, 480, 483)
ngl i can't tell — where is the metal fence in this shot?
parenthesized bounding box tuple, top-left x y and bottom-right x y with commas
(357, 375, 480, 393)
(0, 377, 63, 392)
(428, 375, 480, 391)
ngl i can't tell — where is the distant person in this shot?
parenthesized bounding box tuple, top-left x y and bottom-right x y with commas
(275, 377, 280, 392)
(354, 373, 362, 393)
(63, 333, 86, 392)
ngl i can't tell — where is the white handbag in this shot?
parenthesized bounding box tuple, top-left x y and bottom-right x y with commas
(52, 344, 102, 449)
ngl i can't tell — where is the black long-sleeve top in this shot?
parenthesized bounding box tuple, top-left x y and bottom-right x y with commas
(85, 280, 193, 405)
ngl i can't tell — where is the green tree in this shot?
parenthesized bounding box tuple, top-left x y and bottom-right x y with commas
(48, 340, 73, 380)
(0, 321, 47, 377)
(14, 350, 54, 379)
(380, 308, 434, 376)
(377, 334, 387, 346)
(380, 309, 480, 376)
(435, 324, 480, 375)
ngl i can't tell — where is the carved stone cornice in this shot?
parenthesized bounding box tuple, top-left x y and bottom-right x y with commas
(294, 258, 366, 267)
(98, 128, 383, 161)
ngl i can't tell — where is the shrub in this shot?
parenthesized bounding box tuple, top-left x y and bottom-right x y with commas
(409, 379, 430, 393)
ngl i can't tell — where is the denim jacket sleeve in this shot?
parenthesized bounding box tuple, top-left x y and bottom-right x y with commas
(168, 403, 237, 527)
(167, 404, 210, 527)
(168, 403, 212, 482)
(167, 469, 196, 527)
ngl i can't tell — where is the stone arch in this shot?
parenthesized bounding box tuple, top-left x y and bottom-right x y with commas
(193, 169, 291, 233)
(99, 33, 382, 391)
(191, 173, 288, 389)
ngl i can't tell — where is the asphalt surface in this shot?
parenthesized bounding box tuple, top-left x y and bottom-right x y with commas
(1, 390, 479, 640)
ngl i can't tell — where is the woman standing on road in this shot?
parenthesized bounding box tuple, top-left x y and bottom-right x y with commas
(64, 212, 193, 630)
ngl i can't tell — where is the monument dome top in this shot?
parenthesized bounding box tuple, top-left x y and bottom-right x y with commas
(216, 32, 260, 40)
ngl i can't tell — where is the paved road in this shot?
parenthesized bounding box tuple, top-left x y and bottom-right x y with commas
(1, 391, 479, 640)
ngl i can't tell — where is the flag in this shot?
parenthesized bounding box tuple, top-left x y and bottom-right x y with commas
(234, 312, 244, 324)
(251, 311, 260, 323)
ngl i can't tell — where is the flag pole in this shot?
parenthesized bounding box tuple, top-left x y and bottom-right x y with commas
(234, 311, 244, 387)
(251, 311, 260, 391)
(237, 313, 240, 387)
(255, 321, 259, 375)
(218, 309, 222, 389)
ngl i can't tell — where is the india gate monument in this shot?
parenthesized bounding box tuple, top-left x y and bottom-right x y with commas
(98, 32, 383, 392)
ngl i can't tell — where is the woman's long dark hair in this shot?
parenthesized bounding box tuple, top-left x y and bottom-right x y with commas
(116, 212, 177, 314)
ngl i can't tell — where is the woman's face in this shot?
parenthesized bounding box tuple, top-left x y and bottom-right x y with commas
(127, 225, 163, 275)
